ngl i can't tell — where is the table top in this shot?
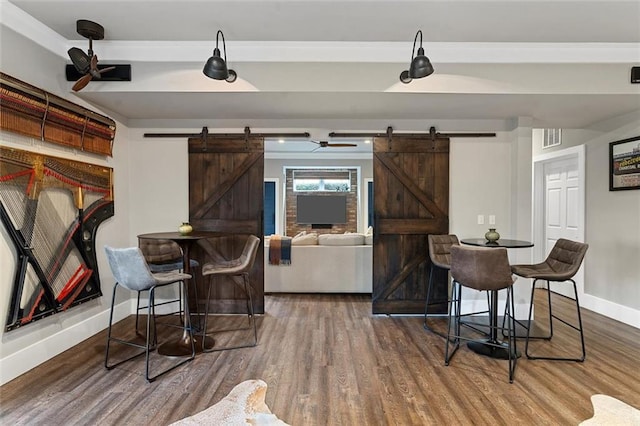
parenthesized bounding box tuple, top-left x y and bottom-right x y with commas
(461, 238, 534, 248)
(137, 231, 228, 241)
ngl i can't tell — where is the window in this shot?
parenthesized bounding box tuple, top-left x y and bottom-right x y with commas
(292, 170, 351, 192)
(543, 128, 562, 149)
(264, 181, 276, 235)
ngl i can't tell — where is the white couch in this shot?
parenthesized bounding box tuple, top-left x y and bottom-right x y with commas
(264, 233, 373, 293)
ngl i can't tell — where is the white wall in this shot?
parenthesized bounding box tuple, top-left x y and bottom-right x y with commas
(583, 114, 640, 322)
(127, 129, 190, 236)
(530, 113, 640, 326)
(450, 129, 534, 316)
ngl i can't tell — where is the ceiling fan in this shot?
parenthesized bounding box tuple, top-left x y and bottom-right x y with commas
(310, 140, 358, 151)
(67, 20, 115, 92)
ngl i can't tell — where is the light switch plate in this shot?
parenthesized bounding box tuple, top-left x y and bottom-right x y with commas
(477, 215, 484, 225)
(489, 215, 496, 225)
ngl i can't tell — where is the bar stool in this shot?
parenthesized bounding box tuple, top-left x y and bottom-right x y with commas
(426, 234, 491, 339)
(199, 235, 261, 352)
(511, 238, 589, 362)
(424, 234, 458, 337)
(445, 245, 518, 383)
(104, 246, 195, 382)
(138, 238, 200, 332)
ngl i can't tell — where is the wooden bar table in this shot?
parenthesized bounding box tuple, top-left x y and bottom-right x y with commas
(137, 231, 227, 356)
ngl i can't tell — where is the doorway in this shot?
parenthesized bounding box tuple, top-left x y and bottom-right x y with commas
(533, 145, 586, 298)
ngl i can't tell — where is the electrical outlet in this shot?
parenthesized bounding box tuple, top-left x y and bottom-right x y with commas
(489, 215, 496, 225)
(477, 215, 484, 225)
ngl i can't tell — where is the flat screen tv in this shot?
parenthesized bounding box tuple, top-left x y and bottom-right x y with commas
(296, 195, 347, 224)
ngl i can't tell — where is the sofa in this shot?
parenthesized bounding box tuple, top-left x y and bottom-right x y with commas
(264, 231, 373, 293)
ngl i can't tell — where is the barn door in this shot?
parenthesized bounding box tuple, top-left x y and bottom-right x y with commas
(372, 136, 449, 314)
(188, 135, 264, 314)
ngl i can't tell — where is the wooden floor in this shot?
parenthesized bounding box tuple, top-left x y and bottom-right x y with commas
(2, 291, 639, 425)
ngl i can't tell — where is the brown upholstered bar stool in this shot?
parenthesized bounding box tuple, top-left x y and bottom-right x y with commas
(445, 245, 518, 383)
(424, 235, 459, 337)
(199, 235, 261, 352)
(425, 234, 491, 339)
(137, 238, 200, 332)
(510, 238, 588, 362)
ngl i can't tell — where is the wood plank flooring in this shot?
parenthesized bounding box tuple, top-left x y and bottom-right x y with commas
(1, 291, 639, 425)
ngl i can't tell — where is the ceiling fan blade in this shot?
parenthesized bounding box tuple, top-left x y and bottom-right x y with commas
(326, 143, 358, 147)
(97, 66, 116, 75)
(72, 74, 92, 92)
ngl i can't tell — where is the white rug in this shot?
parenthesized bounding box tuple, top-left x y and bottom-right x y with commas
(170, 379, 289, 426)
(579, 394, 640, 425)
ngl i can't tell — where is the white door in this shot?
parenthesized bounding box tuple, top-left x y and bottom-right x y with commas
(543, 156, 582, 298)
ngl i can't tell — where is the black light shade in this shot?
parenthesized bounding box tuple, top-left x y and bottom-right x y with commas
(409, 47, 434, 79)
(399, 30, 434, 84)
(203, 30, 237, 83)
(68, 47, 91, 74)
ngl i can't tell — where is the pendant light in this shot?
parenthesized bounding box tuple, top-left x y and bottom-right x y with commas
(399, 30, 434, 84)
(203, 30, 237, 83)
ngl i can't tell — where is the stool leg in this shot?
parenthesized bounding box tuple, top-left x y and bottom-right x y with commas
(104, 283, 119, 369)
(201, 278, 214, 352)
(444, 281, 461, 365)
(526, 279, 586, 362)
(507, 286, 518, 383)
(424, 267, 438, 332)
(244, 273, 258, 345)
(145, 287, 154, 381)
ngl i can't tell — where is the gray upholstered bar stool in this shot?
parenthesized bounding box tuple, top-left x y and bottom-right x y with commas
(199, 235, 261, 352)
(511, 238, 589, 362)
(104, 246, 195, 382)
(445, 245, 518, 383)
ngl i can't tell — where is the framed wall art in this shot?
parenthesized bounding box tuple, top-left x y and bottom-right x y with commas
(609, 136, 640, 191)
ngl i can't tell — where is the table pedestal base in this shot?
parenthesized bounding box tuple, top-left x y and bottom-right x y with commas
(158, 335, 215, 356)
(468, 340, 521, 360)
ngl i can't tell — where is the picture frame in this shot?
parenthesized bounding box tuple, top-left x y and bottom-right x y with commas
(609, 136, 640, 191)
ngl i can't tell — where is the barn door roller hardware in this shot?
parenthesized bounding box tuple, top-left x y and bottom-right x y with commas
(143, 127, 310, 140)
(328, 126, 496, 141)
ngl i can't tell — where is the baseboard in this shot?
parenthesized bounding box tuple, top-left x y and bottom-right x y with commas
(0, 300, 131, 386)
(581, 294, 640, 329)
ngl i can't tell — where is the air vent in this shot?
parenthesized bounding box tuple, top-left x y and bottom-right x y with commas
(543, 128, 562, 149)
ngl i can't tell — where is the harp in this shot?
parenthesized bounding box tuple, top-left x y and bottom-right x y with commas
(0, 147, 114, 331)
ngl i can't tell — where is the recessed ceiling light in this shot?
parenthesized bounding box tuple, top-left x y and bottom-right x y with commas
(278, 139, 285, 144)
(364, 139, 371, 144)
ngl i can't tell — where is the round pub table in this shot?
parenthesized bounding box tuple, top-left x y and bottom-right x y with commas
(138, 231, 227, 356)
(460, 238, 533, 359)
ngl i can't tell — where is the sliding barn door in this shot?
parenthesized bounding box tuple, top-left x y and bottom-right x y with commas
(188, 136, 264, 314)
(372, 136, 449, 314)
